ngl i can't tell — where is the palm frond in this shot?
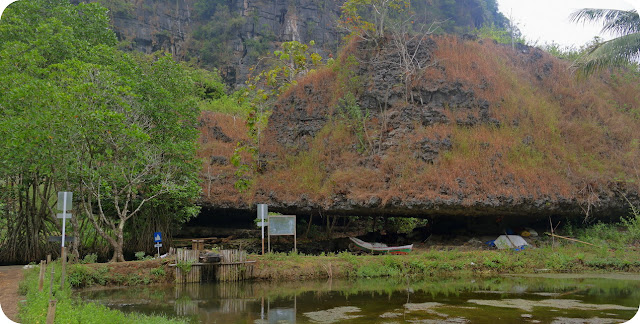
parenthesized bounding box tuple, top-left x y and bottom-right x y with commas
(570, 8, 640, 36)
(572, 32, 640, 77)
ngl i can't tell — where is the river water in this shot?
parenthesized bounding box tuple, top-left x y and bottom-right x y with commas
(76, 273, 640, 323)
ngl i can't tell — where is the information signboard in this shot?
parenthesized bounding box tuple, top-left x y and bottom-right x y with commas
(57, 192, 72, 212)
(267, 215, 296, 252)
(268, 216, 296, 236)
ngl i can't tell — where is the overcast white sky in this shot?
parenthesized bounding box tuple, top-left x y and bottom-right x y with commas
(0, 0, 640, 48)
(497, 0, 639, 48)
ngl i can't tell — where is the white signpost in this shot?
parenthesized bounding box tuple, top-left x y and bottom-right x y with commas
(257, 204, 268, 255)
(56, 192, 72, 248)
(56, 191, 72, 288)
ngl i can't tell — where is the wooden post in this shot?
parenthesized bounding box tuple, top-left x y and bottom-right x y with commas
(60, 246, 67, 289)
(46, 299, 57, 324)
(191, 239, 204, 251)
(48, 264, 55, 299)
(46, 254, 51, 264)
(38, 260, 45, 292)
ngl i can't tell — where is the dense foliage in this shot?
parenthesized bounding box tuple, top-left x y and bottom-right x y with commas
(232, 40, 324, 191)
(0, 0, 202, 263)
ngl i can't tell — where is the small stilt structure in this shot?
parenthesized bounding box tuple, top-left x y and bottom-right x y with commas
(175, 248, 200, 283)
(170, 247, 255, 283)
(216, 249, 254, 282)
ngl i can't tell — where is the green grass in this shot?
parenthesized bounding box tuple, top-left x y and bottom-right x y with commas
(253, 236, 640, 281)
(65, 262, 166, 289)
(19, 261, 185, 324)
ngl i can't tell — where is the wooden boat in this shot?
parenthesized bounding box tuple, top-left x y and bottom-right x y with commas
(349, 237, 413, 255)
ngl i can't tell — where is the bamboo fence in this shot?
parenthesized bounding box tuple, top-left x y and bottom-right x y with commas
(216, 249, 254, 282)
(175, 248, 201, 283)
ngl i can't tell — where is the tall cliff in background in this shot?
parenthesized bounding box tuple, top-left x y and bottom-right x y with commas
(84, 0, 508, 85)
(197, 35, 640, 220)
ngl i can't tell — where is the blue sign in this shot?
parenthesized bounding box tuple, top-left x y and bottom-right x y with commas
(154, 232, 162, 243)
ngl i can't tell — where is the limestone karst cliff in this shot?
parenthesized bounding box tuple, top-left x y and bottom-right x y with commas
(197, 35, 640, 221)
(84, 0, 507, 85)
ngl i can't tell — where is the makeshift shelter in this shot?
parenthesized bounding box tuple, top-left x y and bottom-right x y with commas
(494, 235, 528, 250)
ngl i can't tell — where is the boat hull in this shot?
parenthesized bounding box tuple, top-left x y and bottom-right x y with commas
(349, 237, 413, 254)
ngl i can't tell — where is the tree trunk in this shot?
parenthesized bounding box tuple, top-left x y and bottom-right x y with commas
(70, 215, 80, 262)
(111, 220, 127, 262)
(111, 228, 125, 262)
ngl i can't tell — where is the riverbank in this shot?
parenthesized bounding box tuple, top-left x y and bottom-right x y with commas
(18, 261, 185, 324)
(61, 243, 640, 288)
(16, 242, 640, 323)
(250, 244, 640, 280)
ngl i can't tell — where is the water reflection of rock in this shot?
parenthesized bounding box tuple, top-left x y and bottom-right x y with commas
(77, 276, 640, 323)
(303, 306, 362, 323)
(173, 282, 299, 323)
(466, 298, 637, 313)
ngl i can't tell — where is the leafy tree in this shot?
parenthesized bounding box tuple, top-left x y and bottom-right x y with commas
(232, 41, 323, 191)
(340, 0, 411, 40)
(59, 52, 201, 262)
(0, 0, 117, 263)
(189, 2, 245, 69)
(0, 0, 201, 262)
(570, 8, 640, 76)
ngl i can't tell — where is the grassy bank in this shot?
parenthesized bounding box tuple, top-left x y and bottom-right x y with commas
(251, 243, 640, 281)
(18, 261, 184, 324)
(66, 259, 174, 288)
(250, 208, 640, 280)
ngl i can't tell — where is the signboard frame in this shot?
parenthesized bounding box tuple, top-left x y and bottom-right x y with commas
(267, 215, 296, 253)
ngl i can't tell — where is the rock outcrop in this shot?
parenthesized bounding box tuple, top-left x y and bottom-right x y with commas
(83, 0, 508, 85)
(197, 35, 640, 221)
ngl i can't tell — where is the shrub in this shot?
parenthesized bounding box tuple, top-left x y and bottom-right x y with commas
(483, 253, 507, 269)
(621, 204, 640, 242)
(150, 267, 166, 277)
(127, 274, 143, 285)
(68, 264, 92, 288)
(82, 253, 98, 264)
(356, 263, 401, 278)
(338, 251, 358, 264)
(176, 261, 193, 273)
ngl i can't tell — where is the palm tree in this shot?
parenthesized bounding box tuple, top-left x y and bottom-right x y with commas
(570, 8, 640, 76)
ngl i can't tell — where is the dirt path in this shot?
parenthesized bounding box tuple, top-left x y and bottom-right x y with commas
(0, 265, 25, 323)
